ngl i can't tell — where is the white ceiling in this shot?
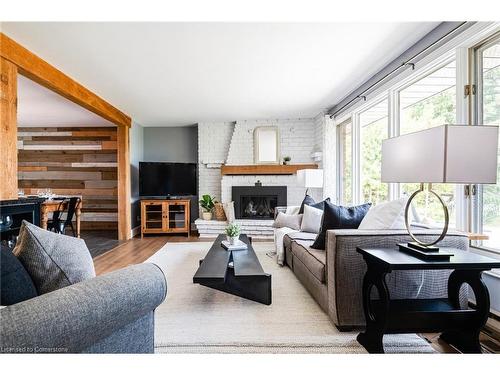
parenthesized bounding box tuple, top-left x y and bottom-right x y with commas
(17, 75, 114, 127)
(3, 22, 439, 127)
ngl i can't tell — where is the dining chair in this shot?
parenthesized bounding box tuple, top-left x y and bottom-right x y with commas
(47, 197, 80, 236)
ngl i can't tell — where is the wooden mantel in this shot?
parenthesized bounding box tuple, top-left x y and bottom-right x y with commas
(221, 164, 318, 176)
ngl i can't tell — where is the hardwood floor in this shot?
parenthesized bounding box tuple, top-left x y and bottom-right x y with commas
(93, 233, 499, 354)
(93, 233, 203, 275)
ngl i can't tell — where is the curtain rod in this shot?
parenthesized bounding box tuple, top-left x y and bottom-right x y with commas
(328, 22, 473, 119)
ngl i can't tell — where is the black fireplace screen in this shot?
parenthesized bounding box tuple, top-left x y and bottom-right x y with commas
(240, 195, 278, 219)
(232, 186, 287, 220)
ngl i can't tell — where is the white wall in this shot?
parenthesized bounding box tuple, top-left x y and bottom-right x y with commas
(198, 122, 235, 202)
(226, 119, 317, 165)
(143, 126, 198, 162)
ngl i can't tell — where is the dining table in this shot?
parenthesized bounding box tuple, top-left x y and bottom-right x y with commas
(38, 196, 83, 238)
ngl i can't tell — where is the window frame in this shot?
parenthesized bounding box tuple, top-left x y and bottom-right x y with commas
(357, 96, 390, 206)
(469, 31, 500, 258)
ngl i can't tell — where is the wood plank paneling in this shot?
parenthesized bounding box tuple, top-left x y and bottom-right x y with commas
(0, 57, 18, 199)
(18, 127, 118, 230)
(18, 171, 102, 180)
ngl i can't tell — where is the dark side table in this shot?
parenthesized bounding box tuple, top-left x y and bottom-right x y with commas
(356, 247, 500, 353)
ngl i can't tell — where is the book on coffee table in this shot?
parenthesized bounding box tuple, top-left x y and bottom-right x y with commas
(221, 240, 248, 251)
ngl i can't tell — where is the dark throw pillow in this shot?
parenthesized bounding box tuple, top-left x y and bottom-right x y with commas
(13, 221, 95, 294)
(0, 245, 38, 305)
(311, 201, 372, 250)
(298, 195, 331, 214)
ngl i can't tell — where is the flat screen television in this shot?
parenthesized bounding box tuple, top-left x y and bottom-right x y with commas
(139, 162, 197, 197)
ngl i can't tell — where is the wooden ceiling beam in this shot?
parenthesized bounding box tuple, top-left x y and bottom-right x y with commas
(0, 33, 131, 128)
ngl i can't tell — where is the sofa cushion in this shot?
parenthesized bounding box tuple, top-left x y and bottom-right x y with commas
(298, 195, 330, 214)
(291, 240, 326, 284)
(311, 201, 371, 250)
(283, 231, 318, 251)
(13, 221, 95, 294)
(0, 245, 38, 305)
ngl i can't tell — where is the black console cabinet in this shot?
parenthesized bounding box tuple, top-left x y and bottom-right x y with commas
(0, 198, 45, 248)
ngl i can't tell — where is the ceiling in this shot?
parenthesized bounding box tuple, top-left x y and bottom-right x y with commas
(17, 75, 114, 127)
(3, 22, 440, 127)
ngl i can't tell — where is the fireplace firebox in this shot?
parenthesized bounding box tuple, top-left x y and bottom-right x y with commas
(232, 186, 287, 220)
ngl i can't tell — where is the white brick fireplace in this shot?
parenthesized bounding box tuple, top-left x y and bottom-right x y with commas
(195, 116, 328, 239)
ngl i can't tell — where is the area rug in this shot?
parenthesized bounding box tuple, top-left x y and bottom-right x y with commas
(146, 242, 435, 354)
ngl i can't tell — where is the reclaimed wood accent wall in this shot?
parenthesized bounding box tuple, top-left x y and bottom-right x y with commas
(17, 126, 118, 230)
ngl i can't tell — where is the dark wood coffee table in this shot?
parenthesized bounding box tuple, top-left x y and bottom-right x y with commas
(193, 234, 272, 305)
(356, 246, 500, 353)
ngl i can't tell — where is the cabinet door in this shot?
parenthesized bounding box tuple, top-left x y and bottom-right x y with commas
(143, 202, 164, 232)
(162, 202, 170, 232)
(167, 202, 187, 231)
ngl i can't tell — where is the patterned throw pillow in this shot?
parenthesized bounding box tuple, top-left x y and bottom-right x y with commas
(13, 221, 95, 294)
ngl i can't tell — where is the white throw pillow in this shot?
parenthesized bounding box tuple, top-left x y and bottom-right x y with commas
(358, 198, 407, 230)
(300, 205, 323, 234)
(223, 202, 236, 223)
(285, 205, 300, 215)
(273, 212, 303, 230)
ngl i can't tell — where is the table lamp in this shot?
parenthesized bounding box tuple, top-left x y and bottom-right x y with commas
(382, 125, 498, 257)
(297, 169, 323, 195)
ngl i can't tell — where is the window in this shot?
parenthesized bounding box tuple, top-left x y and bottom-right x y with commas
(473, 35, 500, 251)
(398, 61, 457, 228)
(359, 99, 389, 205)
(338, 119, 352, 205)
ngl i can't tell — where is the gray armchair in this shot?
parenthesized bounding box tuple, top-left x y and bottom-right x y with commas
(0, 263, 167, 353)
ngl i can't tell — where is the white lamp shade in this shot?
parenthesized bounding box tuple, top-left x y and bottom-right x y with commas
(382, 125, 498, 184)
(297, 169, 324, 188)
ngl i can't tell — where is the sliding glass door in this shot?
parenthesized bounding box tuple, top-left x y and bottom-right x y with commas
(472, 33, 500, 252)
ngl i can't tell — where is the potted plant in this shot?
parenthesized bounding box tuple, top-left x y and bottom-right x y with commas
(199, 194, 216, 220)
(283, 156, 291, 165)
(225, 223, 241, 245)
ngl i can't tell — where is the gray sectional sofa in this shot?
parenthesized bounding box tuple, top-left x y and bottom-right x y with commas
(282, 228, 469, 330)
(0, 263, 167, 353)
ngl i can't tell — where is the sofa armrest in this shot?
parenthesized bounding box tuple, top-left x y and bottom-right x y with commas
(0, 263, 167, 353)
(325, 229, 469, 327)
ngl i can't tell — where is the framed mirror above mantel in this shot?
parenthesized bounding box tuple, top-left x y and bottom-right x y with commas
(254, 126, 280, 164)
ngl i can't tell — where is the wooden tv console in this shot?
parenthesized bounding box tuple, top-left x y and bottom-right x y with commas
(140, 199, 190, 238)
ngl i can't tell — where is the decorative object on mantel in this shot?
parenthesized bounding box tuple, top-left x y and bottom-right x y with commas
(221, 164, 318, 176)
(225, 222, 241, 245)
(311, 151, 322, 162)
(255, 180, 262, 187)
(213, 202, 227, 221)
(282, 156, 291, 165)
(382, 124, 499, 259)
(297, 169, 324, 195)
(199, 194, 216, 221)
